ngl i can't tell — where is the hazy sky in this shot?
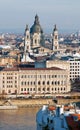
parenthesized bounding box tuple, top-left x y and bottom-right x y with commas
(0, 0, 80, 33)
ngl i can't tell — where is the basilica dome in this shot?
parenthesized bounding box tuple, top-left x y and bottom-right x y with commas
(30, 15, 43, 34)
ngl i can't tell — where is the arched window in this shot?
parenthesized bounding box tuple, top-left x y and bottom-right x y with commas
(52, 81, 54, 85)
(52, 88, 54, 91)
(28, 82, 29, 85)
(61, 81, 63, 85)
(8, 90, 11, 93)
(35, 39, 37, 44)
(25, 82, 26, 85)
(55, 81, 57, 85)
(43, 81, 45, 85)
(38, 88, 41, 91)
(31, 82, 32, 85)
(47, 88, 50, 91)
(38, 81, 40, 85)
(58, 81, 60, 85)
(27, 35, 29, 39)
(58, 88, 59, 91)
(21, 88, 23, 91)
(47, 81, 49, 85)
(33, 88, 35, 91)
(21, 81, 23, 85)
(30, 88, 32, 91)
(43, 88, 45, 91)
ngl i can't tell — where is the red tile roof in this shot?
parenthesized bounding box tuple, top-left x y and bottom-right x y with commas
(2, 67, 64, 71)
(66, 116, 80, 130)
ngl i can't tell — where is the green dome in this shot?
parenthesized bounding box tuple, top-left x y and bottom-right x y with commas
(30, 15, 43, 34)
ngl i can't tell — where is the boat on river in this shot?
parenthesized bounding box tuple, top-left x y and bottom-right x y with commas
(0, 99, 18, 110)
(36, 100, 80, 130)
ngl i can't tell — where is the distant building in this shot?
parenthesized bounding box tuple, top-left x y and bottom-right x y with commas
(46, 55, 80, 83)
(0, 56, 17, 66)
(52, 25, 59, 51)
(21, 15, 59, 62)
(0, 66, 70, 94)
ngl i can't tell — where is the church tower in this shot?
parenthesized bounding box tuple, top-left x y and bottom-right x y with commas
(24, 25, 31, 53)
(52, 25, 59, 51)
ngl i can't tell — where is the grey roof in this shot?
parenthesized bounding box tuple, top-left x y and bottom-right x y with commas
(30, 15, 43, 34)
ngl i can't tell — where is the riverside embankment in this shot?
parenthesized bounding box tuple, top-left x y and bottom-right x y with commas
(0, 98, 80, 108)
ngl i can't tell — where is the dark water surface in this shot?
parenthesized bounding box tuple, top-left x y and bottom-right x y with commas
(0, 107, 39, 130)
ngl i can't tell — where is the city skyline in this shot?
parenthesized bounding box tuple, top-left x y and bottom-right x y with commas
(0, 0, 80, 33)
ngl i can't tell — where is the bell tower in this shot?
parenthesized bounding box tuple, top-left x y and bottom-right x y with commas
(52, 25, 59, 51)
(24, 25, 31, 53)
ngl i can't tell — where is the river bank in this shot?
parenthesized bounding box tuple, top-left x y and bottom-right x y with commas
(0, 98, 80, 108)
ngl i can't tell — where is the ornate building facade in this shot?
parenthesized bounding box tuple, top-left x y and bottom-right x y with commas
(23, 15, 59, 57)
(0, 66, 70, 95)
(24, 15, 44, 53)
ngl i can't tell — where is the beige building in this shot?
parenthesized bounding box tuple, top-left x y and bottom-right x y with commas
(0, 67, 18, 94)
(0, 56, 17, 66)
(46, 60, 70, 70)
(0, 66, 70, 95)
(46, 59, 80, 82)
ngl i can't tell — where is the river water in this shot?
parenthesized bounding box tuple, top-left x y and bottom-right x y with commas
(0, 107, 39, 130)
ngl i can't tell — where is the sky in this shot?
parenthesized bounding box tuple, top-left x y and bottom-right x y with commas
(0, 0, 80, 33)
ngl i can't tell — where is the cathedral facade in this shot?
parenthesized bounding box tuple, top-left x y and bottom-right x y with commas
(24, 15, 59, 54)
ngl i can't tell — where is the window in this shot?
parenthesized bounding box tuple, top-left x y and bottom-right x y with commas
(24, 88, 26, 91)
(21, 75, 23, 78)
(21, 82, 23, 85)
(28, 82, 29, 85)
(43, 88, 45, 91)
(3, 85, 5, 88)
(33, 88, 35, 91)
(35, 39, 37, 44)
(34, 81, 35, 85)
(55, 35, 57, 39)
(52, 88, 54, 91)
(58, 88, 59, 92)
(3, 81, 5, 83)
(27, 35, 29, 39)
(52, 75, 54, 78)
(55, 75, 57, 78)
(15, 81, 17, 83)
(8, 90, 11, 93)
(55, 81, 57, 85)
(38, 88, 41, 91)
(43, 81, 45, 85)
(52, 81, 54, 85)
(38, 81, 40, 85)
(30, 88, 32, 91)
(57, 81, 60, 85)
(47, 81, 49, 85)
(15, 77, 17, 79)
(21, 88, 23, 91)
(47, 88, 50, 91)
